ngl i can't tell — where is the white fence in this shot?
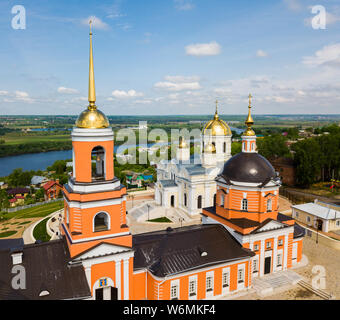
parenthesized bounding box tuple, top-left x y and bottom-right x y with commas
(4, 198, 62, 213)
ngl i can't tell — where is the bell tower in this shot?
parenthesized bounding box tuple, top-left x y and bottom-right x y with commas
(61, 22, 131, 259)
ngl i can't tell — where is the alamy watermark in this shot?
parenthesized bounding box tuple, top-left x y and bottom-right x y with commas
(11, 5, 26, 30)
(311, 5, 327, 30)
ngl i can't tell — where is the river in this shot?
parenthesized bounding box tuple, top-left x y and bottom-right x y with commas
(0, 127, 243, 177)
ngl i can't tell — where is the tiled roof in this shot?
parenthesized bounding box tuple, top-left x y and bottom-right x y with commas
(0, 238, 90, 300)
(133, 224, 254, 278)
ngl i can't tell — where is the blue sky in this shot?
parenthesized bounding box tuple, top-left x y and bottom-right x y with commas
(0, 0, 340, 115)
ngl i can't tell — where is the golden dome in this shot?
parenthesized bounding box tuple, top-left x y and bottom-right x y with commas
(76, 106, 109, 129)
(75, 21, 109, 129)
(178, 137, 188, 149)
(243, 94, 256, 137)
(204, 142, 216, 153)
(202, 101, 231, 136)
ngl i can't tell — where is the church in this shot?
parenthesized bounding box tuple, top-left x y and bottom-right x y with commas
(0, 27, 304, 300)
(155, 101, 232, 216)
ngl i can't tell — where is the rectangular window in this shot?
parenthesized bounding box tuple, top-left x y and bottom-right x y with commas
(266, 241, 271, 249)
(238, 268, 244, 283)
(222, 271, 229, 288)
(254, 244, 259, 251)
(337, 220, 340, 226)
(206, 275, 213, 292)
(295, 212, 299, 218)
(278, 239, 283, 246)
(170, 284, 179, 300)
(277, 254, 282, 267)
(253, 258, 259, 273)
(189, 279, 197, 297)
(242, 198, 248, 211)
(307, 216, 311, 223)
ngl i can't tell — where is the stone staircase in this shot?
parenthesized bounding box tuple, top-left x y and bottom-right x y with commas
(298, 279, 335, 300)
(253, 270, 303, 297)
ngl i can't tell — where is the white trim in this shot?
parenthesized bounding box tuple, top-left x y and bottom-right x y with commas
(205, 271, 214, 298)
(72, 127, 114, 142)
(170, 279, 180, 300)
(188, 275, 198, 300)
(67, 179, 121, 194)
(63, 223, 130, 244)
(92, 211, 111, 233)
(65, 196, 125, 210)
(221, 267, 230, 294)
(123, 259, 130, 300)
(116, 260, 122, 300)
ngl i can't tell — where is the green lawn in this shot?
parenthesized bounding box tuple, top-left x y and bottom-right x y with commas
(33, 217, 51, 242)
(0, 230, 17, 238)
(3, 201, 63, 220)
(148, 217, 172, 223)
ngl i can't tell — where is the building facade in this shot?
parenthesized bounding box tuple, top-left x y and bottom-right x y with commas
(155, 102, 232, 216)
(202, 97, 304, 276)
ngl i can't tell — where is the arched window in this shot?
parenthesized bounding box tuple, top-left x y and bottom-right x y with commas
(197, 195, 202, 209)
(91, 146, 105, 181)
(213, 194, 216, 206)
(241, 198, 248, 211)
(220, 194, 225, 207)
(267, 199, 272, 212)
(184, 193, 187, 207)
(223, 142, 226, 153)
(94, 212, 110, 232)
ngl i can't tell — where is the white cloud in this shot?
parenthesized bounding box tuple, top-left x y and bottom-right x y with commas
(82, 16, 109, 30)
(185, 41, 221, 57)
(14, 91, 33, 103)
(256, 50, 268, 58)
(57, 87, 79, 94)
(111, 89, 144, 98)
(154, 76, 201, 91)
(174, 0, 195, 11)
(0, 91, 9, 96)
(283, 0, 301, 12)
(303, 43, 340, 67)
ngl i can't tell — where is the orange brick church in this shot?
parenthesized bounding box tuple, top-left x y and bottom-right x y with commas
(0, 27, 304, 300)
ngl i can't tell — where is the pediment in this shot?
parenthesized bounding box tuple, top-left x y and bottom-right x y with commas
(72, 242, 132, 261)
(255, 220, 286, 233)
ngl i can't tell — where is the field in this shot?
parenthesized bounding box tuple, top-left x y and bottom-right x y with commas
(2, 133, 70, 145)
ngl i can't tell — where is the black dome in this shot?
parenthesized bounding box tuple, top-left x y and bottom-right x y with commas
(221, 152, 277, 184)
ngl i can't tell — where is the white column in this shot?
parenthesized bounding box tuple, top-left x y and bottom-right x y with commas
(283, 235, 288, 270)
(123, 259, 130, 300)
(273, 236, 278, 273)
(260, 239, 265, 277)
(115, 260, 121, 300)
(85, 266, 91, 292)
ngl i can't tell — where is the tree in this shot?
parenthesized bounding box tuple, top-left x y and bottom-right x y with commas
(292, 138, 322, 186)
(8, 168, 32, 187)
(257, 135, 290, 159)
(231, 142, 242, 156)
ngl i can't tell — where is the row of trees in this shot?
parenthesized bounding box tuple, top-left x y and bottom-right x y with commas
(257, 124, 340, 187)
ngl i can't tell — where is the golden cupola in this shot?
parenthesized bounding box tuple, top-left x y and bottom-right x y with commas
(243, 94, 256, 136)
(76, 21, 109, 129)
(202, 100, 232, 136)
(178, 137, 188, 149)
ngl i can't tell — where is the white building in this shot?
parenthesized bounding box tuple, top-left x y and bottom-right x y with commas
(155, 104, 232, 217)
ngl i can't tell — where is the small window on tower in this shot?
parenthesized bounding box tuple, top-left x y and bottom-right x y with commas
(91, 146, 105, 181)
(94, 212, 110, 232)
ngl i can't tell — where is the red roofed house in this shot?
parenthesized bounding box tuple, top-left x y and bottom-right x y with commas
(43, 180, 62, 201)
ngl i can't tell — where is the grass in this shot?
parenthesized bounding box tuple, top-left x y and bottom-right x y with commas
(148, 217, 172, 223)
(33, 217, 51, 242)
(3, 201, 63, 220)
(3, 133, 70, 145)
(0, 230, 17, 238)
(18, 221, 32, 225)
